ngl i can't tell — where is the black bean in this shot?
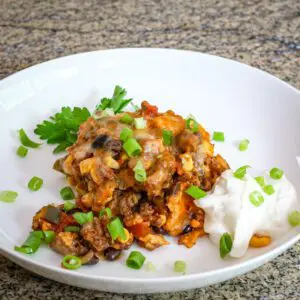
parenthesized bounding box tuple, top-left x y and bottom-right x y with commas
(92, 134, 109, 149)
(152, 226, 167, 235)
(104, 247, 122, 261)
(182, 225, 193, 234)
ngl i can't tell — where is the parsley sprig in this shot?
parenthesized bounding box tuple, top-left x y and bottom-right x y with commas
(34, 107, 90, 153)
(95, 85, 132, 114)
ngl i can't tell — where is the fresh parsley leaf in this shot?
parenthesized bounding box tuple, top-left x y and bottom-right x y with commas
(95, 85, 132, 114)
(34, 107, 91, 153)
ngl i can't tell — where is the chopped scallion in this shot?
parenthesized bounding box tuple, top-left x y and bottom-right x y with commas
(133, 160, 147, 183)
(62, 255, 81, 270)
(107, 217, 126, 241)
(249, 191, 264, 207)
(186, 118, 198, 133)
(233, 165, 251, 179)
(43, 231, 55, 244)
(60, 187, 75, 200)
(64, 226, 80, 232)
(162, 129, 173, 146)
(64, 201, 75, 211)
(99, 207, 112, 218)
(239, 139, 249, 151)
(28, 176, 43, 191)
(126, 251, 146, 270)
(174, 260, 186, 273)
(16, 145, 28, 157)
(134, 117, 147, 129)
(212, 131, 225, 142)
(18, 129, 41, 148)
(185, 185, 207, 199)
(120, 114, 134, 124)
(255, 176, 265, 187)
(0, 190, 18, 203)
(270, 167, 284, 180)
(120, 127, 133, 142)
(219, 233, 233, 258)
(73, 212, 94, 225)
(263, 185, 275, 195)
(288, 211, 300, 227)
(123, 138, 142, 157)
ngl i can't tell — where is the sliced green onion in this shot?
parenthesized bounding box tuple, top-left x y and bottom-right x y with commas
(174, 260, 186, 273)
(120, 127, 133, 142)
(107, 217, 126, 241)
(134, 117, 147, 129)
(186, 118, 198, 133)
(120, 114, 134, 124)
(133, 160, 147, 183)
(185, 185, 207, 199)
(249, 191, 264, 207)
(126, 251, 146, 269)
(288, 211, 300, 227)
(263, 185, 275, 195)
(64, 201, 76, 211)
(255, 176, 265, 187)
(123, 138, 142, 157)
(19, 129, 41, 148)
(270, 167, 284, 180)
(233, 165, 251, 179)
(145, 261, 156, 272)
(43, 231, 55, 244)
(162, 129, 173, 146)
(16, 145, 28, 157)
(62, 255, 82, 270)
(15, 231, 43, 254)
(220, 233, 233, 258)
(64, 226, 80, 232)
(0, 190, 18, 203)
(99, 207, 112, 218)
(60, 187, 75, 200)
(212, 131, 225, 142)
(73, 212, 93, 225)
(238, 139, 249, 151)
(28, 176, 43, 191)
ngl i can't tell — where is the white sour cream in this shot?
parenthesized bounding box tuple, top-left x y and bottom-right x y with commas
(195, 169, 298, 257)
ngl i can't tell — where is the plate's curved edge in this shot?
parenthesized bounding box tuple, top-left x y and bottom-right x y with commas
(1, 48, 300, 96)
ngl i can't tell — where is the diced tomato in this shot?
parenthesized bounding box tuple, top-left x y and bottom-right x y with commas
(128, 222, 151, 238)
(55, 212, 76, 233)
(141, 101, 159, 118)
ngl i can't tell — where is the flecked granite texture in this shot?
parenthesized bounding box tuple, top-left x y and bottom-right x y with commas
(0, 0, 299, 299)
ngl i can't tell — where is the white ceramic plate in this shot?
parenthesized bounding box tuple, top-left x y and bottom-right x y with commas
(0, 48, 299, 294)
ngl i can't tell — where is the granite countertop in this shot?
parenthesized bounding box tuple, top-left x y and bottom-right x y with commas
(0, 0, 299, 299)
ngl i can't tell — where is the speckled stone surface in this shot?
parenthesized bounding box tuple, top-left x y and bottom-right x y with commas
(0, 0, 300, 299)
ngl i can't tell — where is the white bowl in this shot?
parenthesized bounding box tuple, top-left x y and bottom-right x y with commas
(0, 48, 299, 294)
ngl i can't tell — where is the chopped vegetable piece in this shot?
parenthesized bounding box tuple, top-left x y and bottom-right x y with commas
(133, 160, 147, 183)
(186, 118, 198, 133)
(99, 207, 112, 218)
(120, 114, 134, 124)
(174, 260, 186, 273)
(145, 261, 156, 272)
(28, 176, 43, 191)
(131, 102, 139, 111)
(249, 191, 264, 207)
(233, 165, 251, 179)
(162, 129, 173, 145)
(64, 201, 75, 211)
(73, 212, 94, 225)
(126, 251, 146, 269)
(185, 185, 207, 199)
(19, 129, 41, 148)
(16, 145, 28, 157)
(239, 139, 249, 151)
(123, 138, 142, 157)
(95, 86, 132, 114)
(134, 117, 147, 129)
(263, 185, 275, 195)
(15, 231, 43, 254)
(34, 107, 90, 153)
(44, 206, 61, 224)
(120, 127, 133, 142)
(219, 233, 233, 258)
(60, 187, 75, 200)
(64, 226, 80, 232)
(62, 255, 82, 270)
(107, 217, 126, 241)
(270, 167, 284, 180)
(0, 190, 18, 203)
(288, 211, 300, 227)
(212, 131, 225, 142)
(43, 231, 55, 244)
(255, 176, 265, 187)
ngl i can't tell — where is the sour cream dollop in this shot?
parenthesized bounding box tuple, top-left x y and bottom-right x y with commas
(195, 169, 298, 257)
